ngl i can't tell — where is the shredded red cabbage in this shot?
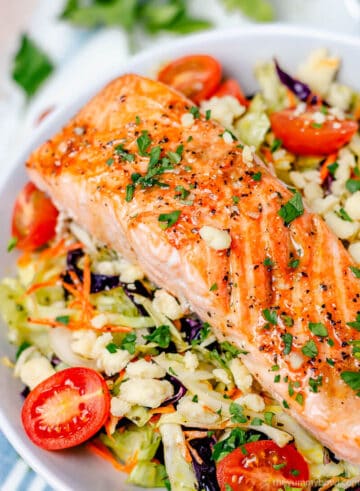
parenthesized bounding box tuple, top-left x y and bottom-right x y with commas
(274, 59, 313, 103)
(180, 316, 204, 343)
(163, 375, 187, 406)
(188, 436, 219, 491)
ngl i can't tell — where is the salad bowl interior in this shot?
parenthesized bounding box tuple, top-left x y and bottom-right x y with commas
(1, 25, 360, 491)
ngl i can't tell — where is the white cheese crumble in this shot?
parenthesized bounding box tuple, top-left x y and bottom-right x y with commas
(229, 358, 253, 392)
(120, 378, 174, 408)
(242, 145, 255, 166)
(176, 397, 220, 425)
(152, 289, 185, 320)
(126, 359, 166, 379)
(199, 225, 231, 251)
(19, 357, 55, 390)
(110, 397, 131, 417)
(181, 113, 194, 127)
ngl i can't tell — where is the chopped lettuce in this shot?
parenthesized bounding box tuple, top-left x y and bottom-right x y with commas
(235, 95, 270, 148)
(128, 461, 168, 488)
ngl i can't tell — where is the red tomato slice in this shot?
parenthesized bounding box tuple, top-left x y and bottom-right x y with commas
(22, 367, 110, 450)
(12, 182, 58, 251)
(158, 54, 222, 104)
(213, 79, 249, 107)
(270, 108, 358, 156)
(216, 441, 309, 491)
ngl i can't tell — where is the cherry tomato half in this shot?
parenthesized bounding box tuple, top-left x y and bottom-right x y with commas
(158, 54, 222, 104)
(270, 107, 358, 156)
(216, 441, 309, 491)
(213, 79, 249, 107)
(12, 182, 59, 251)
(22, 367, 110, 450)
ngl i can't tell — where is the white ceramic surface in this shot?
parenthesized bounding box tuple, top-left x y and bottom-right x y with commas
(1, 25, 360, 491)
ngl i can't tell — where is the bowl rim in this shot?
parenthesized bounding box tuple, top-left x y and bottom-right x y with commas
(2, 23, 360, 491)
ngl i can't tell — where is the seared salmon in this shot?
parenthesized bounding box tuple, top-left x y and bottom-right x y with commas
(27, 74, 360, 464)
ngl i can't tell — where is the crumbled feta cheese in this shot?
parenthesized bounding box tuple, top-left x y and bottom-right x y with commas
(181, 113, 194, 127)
(303, 182, 323, 203)
(19, 357, 55, 390)
(71, 329, 98, 358)
(152, 289, 184, 320)
(293, 102, 306, 116)
(349, 242, 360, 264)
(312, 111, 326, 125)
(344, 192, 360, 221)
(183, 351, 199, 371)
(327, 83, 353, 111)
(297, 48, 340, 96)
(110, 397, 131, 417)
(229, 358, 253, 392)
(222, 131, 233, 144)
(235, 393, 265, 413)
(120, 378, 174, 408)
(176, 397, 220, 425)
(98, 349, 132, 376)
(91, 313, 108, 329)
(200, 95, 245, 130)
(325, 211, 359, 240)
(199, 225, 231, 250)
(289, 171, 307, 189)
(289, 352, 305, 370)
(349, 133, 360, 158)
(213, 368, 231, 386)
(126, 359, 166, 379)
(242, 145, 255, 166)
(311, 195, 339, 215)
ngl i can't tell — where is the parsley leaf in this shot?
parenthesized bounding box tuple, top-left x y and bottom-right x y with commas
(137, 130, 152, 156)
(270, 138, 282, 152)
(327, 162, 339, 177)
(301, 339, 318, 358)
(189, 106, 200, 119)
(341, 371, 360, 396)
(347, 313, 360, 331)
(278, 192, 304, 225)
(309, 375, 323, 393)
(209, 283, 218, 292)
(115, 144, 135, 162)
(174, 185, 190, 200)
(262, 308, 278, 325)
(336, 208, 353, 222)
(282, 333, 293, 355)
(12, 34, 54, 98)
(125, 184, 135, 202)
(212, 428, 261, 462)
(309, 322, 328, 337)
(350, 266, 360, 278)
(252, 172, 262, 182)
(263, 257, 273, 267)
(346, 179, 360, 194)
(7, 237, 18, 252)
(288, 258, 299, 268)
(229, 402, 248, 424)
(144, 325, 171, 348)
(55, 315, 70, 325)
(106, 342, 119, 354)
(158, 210, 181, 229)
(16, 341, 31, 360)
(120, 332, 137, 354)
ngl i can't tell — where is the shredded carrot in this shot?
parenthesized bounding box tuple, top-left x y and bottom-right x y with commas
(183, 440, 193, 463)
(149, 414, 162, 424)
(144, 354, 152, 362)
(286, 88, 297, 109)
(149, 405, 176, 415)
(87, 440, 138, 474)
(27, 317, 131, 333)
(262, 146, 274, 164)
(187, 442, 203, 465)
(39, 239, 84, 262)
(25, 275, 60, 295)
(173, 319, 182, 331)
(230, 388, 243, 401)
(105, 415, 120, 440)
(319, 153, 337, 182)
(17, 251, 32, 267)
(183, 430, 208, 440)
(202, 405, 215, 414)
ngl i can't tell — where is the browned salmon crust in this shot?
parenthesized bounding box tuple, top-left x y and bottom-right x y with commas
(27, 74, 360, 463)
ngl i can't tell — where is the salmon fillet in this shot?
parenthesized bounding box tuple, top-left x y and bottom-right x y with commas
(27, 74, 360, 464)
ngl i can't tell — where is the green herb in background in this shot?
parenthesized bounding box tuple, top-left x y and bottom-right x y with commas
(222, 0, 274, 22)
(12, 34, 54, 97)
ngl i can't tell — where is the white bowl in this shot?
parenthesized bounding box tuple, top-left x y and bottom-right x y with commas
(1, 25, 360, 491)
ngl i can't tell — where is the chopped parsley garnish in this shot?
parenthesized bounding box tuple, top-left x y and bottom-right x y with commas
(350, 266, 360, 278)
(106, 342, 119, 354)
(290, 469, 300, 477)
(295, 393, 304, 405)
(301, 339, 318, 358)
(336, 207, 353, 222)
(120, 332, 137, 354)
(225, 485, 233, 491)
(210, 283, 218, 292)
(274, 374, 280, 383)
(205, 109, 211, 121)
(263, 257, 274, 267)
(144, 325, 171, 348)
(341, 371, 360, 396)
(327, 338, 335, 347)
(273, 463, 286, 470)
(320, 105, 328, 115)
(189, 106, 200, 119)
(229, 402, 248, 424)
(282, 315, 294, 327)
(55, 315, 70, 325)
(311, 122, 323, 129)
(12, 34, 54, 98)
(309, 322, 328, 337)
(347, 313, 360, 331)
(175, 185, 190, 200)
(309, 375, 323, 393)
(288, 258, 299, 268)
(326, 358, 335, 366)
(271, 364, 280, 371)
(262, 308, 278, 325)
(115, 144, 135, 162)
(125, 184, 135, 202)
(351, 340, 360, 360)
(283, 400, 289, 409)
(270, 138, 282, 152)
(251, 417, 263, 426)
(135, 115, 141, 125)
(16, 341, 31, 360)
(220, 341, 244, 358)
(282, 333, 293, 355)
(346, 179, 360, 194)
(278, 192, 304, 225)
(192, 394, 199, 403)
(137, 130, 152, 156)
(7, 237, 18, 252)
(232, 195, 240, 204)
(168, 366, 177, 376)
(187, 135, 193, 142)
(252, 171, 262, 181)
(167, 151, 182, 165)
(106, 158, 114, 167)
(212, 428, 261, 462)
(158, 210, 181, 229)
(327, 162, 339, 177)
(264, 411, 274, 425)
